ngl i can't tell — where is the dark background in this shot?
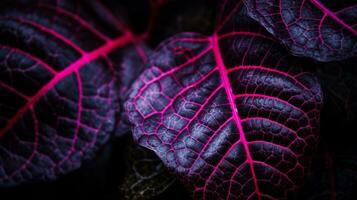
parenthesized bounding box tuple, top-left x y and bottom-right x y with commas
(0, 0, 356, 199)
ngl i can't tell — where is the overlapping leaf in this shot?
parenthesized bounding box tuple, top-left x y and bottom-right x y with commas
(244, 0, 357, 61)
(0, 0, 158, 186)
(125, 2, 323, 199)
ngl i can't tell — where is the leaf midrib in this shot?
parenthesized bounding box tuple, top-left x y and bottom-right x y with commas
(208, 34, 261, 199)
(0, 33, 133, 138)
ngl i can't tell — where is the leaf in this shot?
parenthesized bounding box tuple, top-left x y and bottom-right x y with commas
(125, 2, 323, 199)
(119, 137, 175, 200)
(0, 0, 158, 186)
(113, 45, 153, 137)
(243, 0, 357, 62)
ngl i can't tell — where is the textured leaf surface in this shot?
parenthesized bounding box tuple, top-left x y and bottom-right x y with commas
(244, 0, 357, 61)
(0, 0, 156, 186)
(113, 45, 153, 137)
(125, 2, 323, 199)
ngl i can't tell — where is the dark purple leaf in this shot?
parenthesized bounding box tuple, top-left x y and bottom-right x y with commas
(125, 2, 323, 199)
(115, 45, 153, 136)
(0, 0, 158, 186)
(120, 46, 152, 99)
(244, 0, 357, 61)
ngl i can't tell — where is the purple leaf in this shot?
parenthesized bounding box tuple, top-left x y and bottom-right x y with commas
(125, 2, 323, 199)
(0, 0, 158, 186)
(115, 45, 154, 137)
(244, 0, 357, 61)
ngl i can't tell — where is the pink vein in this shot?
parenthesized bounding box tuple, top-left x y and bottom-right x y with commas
(241, 117, 297, 135)
(2, 17, 85, 54)
(214, 0, 243, 33)
(310, 0, 357, 36)
(170, 84, 223, 144)
(0, 33, 133, 138)
(1, 45, 57, 75)
(210, 34, 261, 199)
(235, 94, 311, 125)
(228, 65, 310, 91)
(143, 68, 218, 120)
(189, 116, 233, 174)
(51, 71, 83, 169)
(136, 47, 212, 97)
(39, 4, 111, 42)
(219, 31, 275, 41)
(0, 107, 38, 181)
(95, 0, 127, 33)
(0, 81, 29, 100)
(134, 42, 148, 63)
